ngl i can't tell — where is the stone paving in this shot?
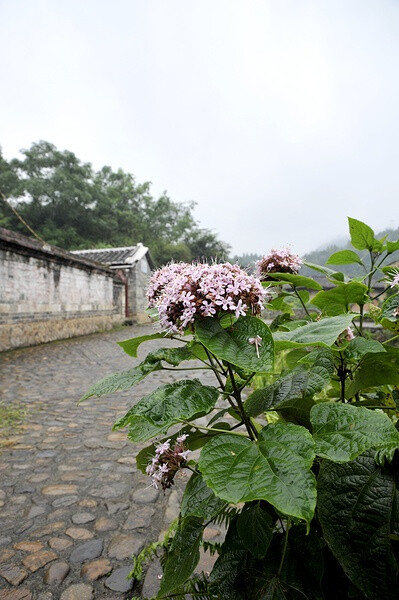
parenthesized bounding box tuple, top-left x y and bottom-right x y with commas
(0, 325, 218, 599)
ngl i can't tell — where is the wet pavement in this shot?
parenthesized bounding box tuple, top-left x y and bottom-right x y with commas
(0, 325, 217, 599)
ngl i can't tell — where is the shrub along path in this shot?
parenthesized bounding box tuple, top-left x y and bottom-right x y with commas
(0, 325, 217, 599)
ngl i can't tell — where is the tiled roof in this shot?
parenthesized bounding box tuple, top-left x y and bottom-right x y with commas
(72, 244, 153, 268)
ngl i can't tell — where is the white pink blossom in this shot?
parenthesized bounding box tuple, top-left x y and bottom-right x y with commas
(147, 262, 266, 333)
(256, 249, 302, 279)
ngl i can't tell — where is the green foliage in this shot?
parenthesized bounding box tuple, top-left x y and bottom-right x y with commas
(159, 516, 204, 596)
(181, 472, 225, 520)
(80, 217, 399, 600)
(195, 315, 274, 372)
(326, 249, 363, 265)
(318, 451, 398, 600)
(199, 424, 316, 524)
(311, 281, 368, 316)
(273, 314, 355, 349)
(114, 379, 219, 441)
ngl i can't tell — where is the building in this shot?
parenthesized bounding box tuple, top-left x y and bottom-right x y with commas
(0, 228, 127, 351)
(72, 245, 154, 323)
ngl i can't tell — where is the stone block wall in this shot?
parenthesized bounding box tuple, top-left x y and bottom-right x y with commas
(126, 256, 152, 323)
(0, 228, 126, 351)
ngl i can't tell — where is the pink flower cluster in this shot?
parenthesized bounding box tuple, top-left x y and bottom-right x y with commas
(146, 434, 191, 490)
(147, 262, 266, 333)
(256, 248, 302, 280)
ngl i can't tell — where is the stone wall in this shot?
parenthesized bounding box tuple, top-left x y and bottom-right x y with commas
(126, 256, 152, 323)
(0, 228, 126, 351)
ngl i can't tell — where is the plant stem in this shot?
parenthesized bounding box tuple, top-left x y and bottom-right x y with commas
(384, 334, 399, 345)
(293, 286, 311, 318)
(338, 352, 346, 402)
(162, 367, 214, 372)
(227, 363, 257, 440)
(181, 420, 246, 437)
(204, 347, 226, 390)
(277, 517, 291, 577)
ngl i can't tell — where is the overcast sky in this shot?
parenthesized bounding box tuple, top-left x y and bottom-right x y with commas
(1, 0, 399, 256)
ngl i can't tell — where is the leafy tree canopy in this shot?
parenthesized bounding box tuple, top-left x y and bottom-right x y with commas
(0, 141, 230, 265)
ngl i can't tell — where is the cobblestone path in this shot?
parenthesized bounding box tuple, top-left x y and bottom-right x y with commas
(0, 325, 217, 600)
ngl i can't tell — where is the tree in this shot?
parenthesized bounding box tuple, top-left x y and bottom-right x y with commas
(0, 141, 230, 265)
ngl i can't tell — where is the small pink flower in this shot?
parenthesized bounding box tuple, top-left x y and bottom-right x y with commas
(248, 335, 263, 358)
(390, 271, 399, 288)
(345, 327, 355, 341)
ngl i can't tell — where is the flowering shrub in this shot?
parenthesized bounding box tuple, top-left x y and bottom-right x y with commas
(82, 217, 399, 600)
(147, 261, 266, 332)
(256, 247, 302, 279)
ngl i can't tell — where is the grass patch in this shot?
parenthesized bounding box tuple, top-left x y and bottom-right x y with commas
(0, 402, 29, 447)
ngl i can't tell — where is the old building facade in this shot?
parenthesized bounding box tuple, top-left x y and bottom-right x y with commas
(0, 228, 129, 351)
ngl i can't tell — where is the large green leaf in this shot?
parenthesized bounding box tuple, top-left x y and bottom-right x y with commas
(79, 346, 192, 403)
(78, 360, 162, 403)
(302, 261, 346, 282)
(311, 402, 399, 462)
(114, 379, 219, 441)
(348, 217, 377, 251)
(266, 273, 323, 290)
(181, 472, 225, 520)
(236, 503, 273, 558)
(117, 332, 165, 357)
(159, 516, 203, 596)
(318, 451, 398, 600)
(274, 314, 355, 349)
(344, 337, 385, 361)
(245, 350, 333, 424)
(195, 315, 274, 372)
(311, 282, 368, 316)
(199, 424, 316, 524)
(346, 349, 399, 396)
(325, 249, 363, 265)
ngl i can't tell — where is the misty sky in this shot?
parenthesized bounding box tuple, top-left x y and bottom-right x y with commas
(1, 0, 399, 256)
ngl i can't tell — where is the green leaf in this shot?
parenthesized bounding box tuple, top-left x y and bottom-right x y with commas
(325, 249, 363, 265)
(311, 402, 399, 462)
(348, 217, 376, 251)
(302, 261, 346, 281)
(380, 293, 399, 333)
(311, 281, 368, 316)
(346, 349, 399, 396)
(236, 503, 273, 558)
(117, 332, 165, 357)
(79, 346, 196, 403)
(318, 451, 398, 600)
(344, 337, 385, 361)
(145, 345, 193, 366)
(195, 315, 274, 373)
(387, 239, 399, 253)
(199, 423, 316, 524)
(273, 314, 355, 349)
(181, 472, 225, 520)
(159, 516, 203, 596)
(266, 272, 323, 290)
(208, 520, 246, 600)
(78, 360, 162, 403)
(245, 350, 333, 426)
(114, 379, 219, 441)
